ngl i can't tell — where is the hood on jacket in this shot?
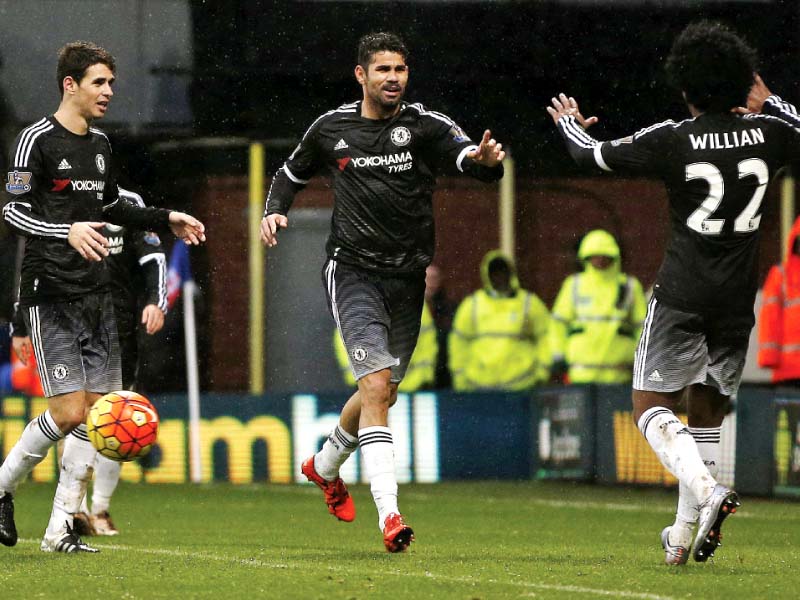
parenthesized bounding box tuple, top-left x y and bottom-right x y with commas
(480, 250, 520, 297)
(788, 214, 800, 261)
(578, 229, 621, 276)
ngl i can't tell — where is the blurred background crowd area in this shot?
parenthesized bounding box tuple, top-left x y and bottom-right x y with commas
(0, 0, 797, 393)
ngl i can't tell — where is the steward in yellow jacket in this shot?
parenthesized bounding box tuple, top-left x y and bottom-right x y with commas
(550, 230, 647, 384)
(449, 251, 550, 391)
(334, 301, 437, 392)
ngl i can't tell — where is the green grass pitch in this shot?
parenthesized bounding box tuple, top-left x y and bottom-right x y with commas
(0, 481, 796, 599)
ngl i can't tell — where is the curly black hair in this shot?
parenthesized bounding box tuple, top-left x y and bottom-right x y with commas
(665, 21, 757, 112)
(357, 32, 408, 70)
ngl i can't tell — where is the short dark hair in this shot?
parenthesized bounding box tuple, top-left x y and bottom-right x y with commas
(357, 32, 408, 69)
(665, 21, 757, 112)
(57, 41, 116, 95)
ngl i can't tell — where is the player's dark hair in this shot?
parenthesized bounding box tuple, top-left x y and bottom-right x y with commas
(57, 41, 116, 96)
(665, 21, 756, 112)
(357, 32, 408, 69)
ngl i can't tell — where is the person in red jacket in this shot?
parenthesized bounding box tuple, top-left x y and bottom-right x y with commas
(758, 214, 800, 385)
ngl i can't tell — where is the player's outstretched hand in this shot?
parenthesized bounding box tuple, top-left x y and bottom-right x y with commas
(547, 93, 599, 128)
(68, 221, 109, 262)
(12, 335, 33, 366)
(141, 304, 165, 335)
(261, 214, 288, 248)
(734, 73, 773, 115)
(467, 130, 506, 167)
(169, 212, 206, 245)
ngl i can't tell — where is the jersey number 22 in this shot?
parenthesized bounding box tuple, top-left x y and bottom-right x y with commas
(685, 159, 768, 235)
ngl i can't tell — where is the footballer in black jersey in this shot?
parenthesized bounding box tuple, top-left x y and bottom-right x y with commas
(265, 100, 503, 273)
(549, 21, 794, 564)
(11, 187, 167, 389)
(261, 32, 504, 552)
(10, 187, 167, 537)
(0, 41, 204, 554)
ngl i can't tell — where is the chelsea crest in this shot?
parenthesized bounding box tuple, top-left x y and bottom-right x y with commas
(390, 126, 411, 147)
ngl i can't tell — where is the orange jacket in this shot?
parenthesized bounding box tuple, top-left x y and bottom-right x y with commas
(758, 216, 800, 382)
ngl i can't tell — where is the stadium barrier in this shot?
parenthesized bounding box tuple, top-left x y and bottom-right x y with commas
(0, 385, 797, 498)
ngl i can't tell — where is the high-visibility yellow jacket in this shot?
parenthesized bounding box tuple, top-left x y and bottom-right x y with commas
(550, 230, 647, 384)
(449, 251, 551, 391)
(333, 301, 437, 392)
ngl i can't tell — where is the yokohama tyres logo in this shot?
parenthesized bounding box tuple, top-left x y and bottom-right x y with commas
(351, 151, 411, 168)
(343, 151, 413, 173)
(70, 180, 105, 191)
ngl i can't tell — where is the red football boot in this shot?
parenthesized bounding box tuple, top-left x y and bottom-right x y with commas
(301, 456, 356, 522)
(382, 512, 414, 553)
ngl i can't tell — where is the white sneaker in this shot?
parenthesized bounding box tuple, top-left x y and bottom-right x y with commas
(693, 484, 740, 562)
(41, 521, 99, 553)
(661, 526, 690, 565)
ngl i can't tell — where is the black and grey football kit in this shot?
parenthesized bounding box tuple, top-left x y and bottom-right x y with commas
(10, 190, 165, 391)
(2, 116, 170, 396)
(557, 98, 800, 394)
(267, 101, 503, 381)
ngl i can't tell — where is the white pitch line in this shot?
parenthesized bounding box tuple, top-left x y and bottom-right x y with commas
(18, 539, 677, 600)
(522, 498, 793, 520)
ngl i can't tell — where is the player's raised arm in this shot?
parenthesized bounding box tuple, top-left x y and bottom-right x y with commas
(745, 75, 800, 130)
(547, 93, 606, 170)
(734, 73, 772, 114)
(546, 93, 599, 128)
(466, 130, 506, 167)
(549, 92, 666, 175)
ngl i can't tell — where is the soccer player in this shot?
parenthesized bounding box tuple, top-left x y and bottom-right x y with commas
(261, 32, 505, 552)
(547, 21, 800, 564)
(12, 187, 168, 537)
(0, 41, 205, 553)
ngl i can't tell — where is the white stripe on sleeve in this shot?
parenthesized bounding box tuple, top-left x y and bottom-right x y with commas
(594, 143, 612, 172)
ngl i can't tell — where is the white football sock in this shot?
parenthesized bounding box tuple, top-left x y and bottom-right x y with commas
(315, 424, 359, 481)
(669, 427, 722, 548)
(0, 411, 64, 495)
(91, 453, 122, 514)
(689, 426, 721, 479)
(670, 481, 698, 548)
(43, 425, 96, 543)
(638, 407, 716, 504)
(359, 426, 398, 531)
(669, 426, 722, 547)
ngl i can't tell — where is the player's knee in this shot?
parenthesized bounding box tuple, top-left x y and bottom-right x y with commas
(56, 409, 85, 433)
(387, 384, 399, 408)
(359, 371, 392, 406)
